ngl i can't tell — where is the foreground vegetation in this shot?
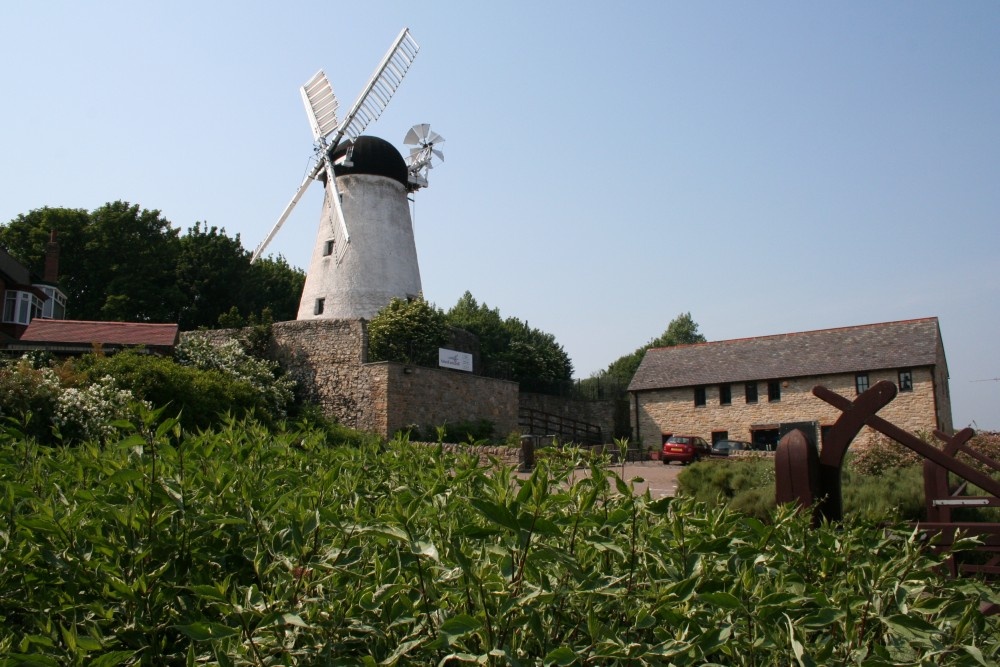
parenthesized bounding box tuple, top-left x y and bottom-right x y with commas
(678, 432, 1000, 524)
(1, 416, 998, 665)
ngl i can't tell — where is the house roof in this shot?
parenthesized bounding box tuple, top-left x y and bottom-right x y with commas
(15, 319, 179, 349)
(628, 317, 943, 392)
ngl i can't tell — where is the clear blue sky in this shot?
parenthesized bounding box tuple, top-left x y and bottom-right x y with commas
(2, 2, 998, 429)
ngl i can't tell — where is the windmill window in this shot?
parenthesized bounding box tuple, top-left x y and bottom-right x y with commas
(898, 370, 913, 392)
(314, 298, 325, 316)
(855, 373, 869, 395)
(323, 239, 335, 256)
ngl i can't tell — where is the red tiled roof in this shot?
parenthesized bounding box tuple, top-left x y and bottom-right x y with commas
(18, 319, 179, 347)
(628, 318, 943, 392)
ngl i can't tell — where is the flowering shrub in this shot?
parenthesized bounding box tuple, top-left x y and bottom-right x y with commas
(174, 336, 295, 417)
(0, 359, 146, 445)
(53, 375, 148, 444)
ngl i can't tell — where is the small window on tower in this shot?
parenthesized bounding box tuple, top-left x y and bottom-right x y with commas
(314, 298, 325, 315)
(323, 239, 335, 256)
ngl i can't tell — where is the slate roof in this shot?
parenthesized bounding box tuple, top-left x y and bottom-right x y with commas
(14, 319, 179, 349)
(628, 318, 943, 392)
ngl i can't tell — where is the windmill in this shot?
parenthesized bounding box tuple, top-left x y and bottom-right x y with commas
(251, 28, 445, 321)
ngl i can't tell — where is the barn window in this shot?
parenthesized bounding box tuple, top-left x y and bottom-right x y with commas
(719, 383, 732, 405)
(767, 380, 781, 402)
(898, 369, 913, 392)
(745, 382, 758, 404)
(694, 386, 706, 407)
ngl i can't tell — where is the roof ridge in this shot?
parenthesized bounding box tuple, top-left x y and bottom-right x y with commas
(647, 317, 938, 352)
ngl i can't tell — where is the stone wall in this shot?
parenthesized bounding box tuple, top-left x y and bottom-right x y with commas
(185, 319, 518, 439)
(633, 367, 945, 449)
(377, 361, 519, 438)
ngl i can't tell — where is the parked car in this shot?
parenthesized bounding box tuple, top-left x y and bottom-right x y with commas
(711, 439, 755, 456)
(661, 435, 712, 465)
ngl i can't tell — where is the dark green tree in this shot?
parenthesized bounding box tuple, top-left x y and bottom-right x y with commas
(83, 201, 184, 322)
(176, 222, 250, 329)
(444, 291, 508, 377)
(443, 291, 573, 393)
(2, 203, 307, 328)
(0, 206, 91, 300)
(244, 255, 306, 324)
(500, 316, 574, 392)
(368, 296, 449, 367)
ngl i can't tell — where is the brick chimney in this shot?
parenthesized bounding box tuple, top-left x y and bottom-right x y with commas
(42, 229, 59, 285)
(44, 230, 59, 283)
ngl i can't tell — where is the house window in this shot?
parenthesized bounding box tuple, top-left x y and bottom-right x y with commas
(38, 285, 66, 319)
(314, 298, 325, 315)
(719, 383, 731, 405)
(712, 431, 728, 445)
(323, 239, 335, 256)
(745, 382, 758, 404)
(767, 380, 781, 402)
(2, 290, 42, 325)
(694, 386, 706, 407)
(855, 373, 869, 395)
(898, 369, 913, 392)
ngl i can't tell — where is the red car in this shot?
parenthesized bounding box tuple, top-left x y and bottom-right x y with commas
(661, 435, 711, 465)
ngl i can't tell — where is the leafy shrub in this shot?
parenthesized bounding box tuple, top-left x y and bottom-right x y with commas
(0, 359, 61, 440)
(367, 296, 449, 367)
(842, 464, 927, 522)
(406, 418, 497, 444)
(53, 374, 148, 445)
(79, 351, 272, 431)
(849, 433, 926, 476)
(679, 457, 928, 523)
(174, 335, 295, 417)
(677, 458, 776, 520)
(0, 416, 996, 664)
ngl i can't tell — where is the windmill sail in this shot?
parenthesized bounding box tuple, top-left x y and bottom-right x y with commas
(301, 71, 340, 141)
(336, 28, 419, 144)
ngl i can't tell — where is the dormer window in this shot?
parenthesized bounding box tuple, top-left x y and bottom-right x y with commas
(3, 290, 43, 325)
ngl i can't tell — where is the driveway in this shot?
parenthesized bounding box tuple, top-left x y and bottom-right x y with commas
(518, 460, 684, 499)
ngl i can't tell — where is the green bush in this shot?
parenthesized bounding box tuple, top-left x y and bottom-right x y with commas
(678, 458, 929, 523)
(1, 416, 997, 664)
(79, 351, 273, 431)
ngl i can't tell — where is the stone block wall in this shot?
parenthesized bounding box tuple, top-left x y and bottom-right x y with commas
(379, 362, 519, 438)
(186, 319, 519, 439)
(633, 367, 944, 450)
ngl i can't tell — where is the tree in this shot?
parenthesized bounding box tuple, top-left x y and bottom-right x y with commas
(2, 203, 307, 328)
(444, 292, 508, 377)
(368, 296, 449, 367)
(443, 291, 574, 393)
(244, 255, 306, 324)
(176, 222, 250, 330)
(0, 206, 91, 299)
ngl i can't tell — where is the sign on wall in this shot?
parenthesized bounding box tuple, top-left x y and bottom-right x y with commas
(439, 348, 473, 372)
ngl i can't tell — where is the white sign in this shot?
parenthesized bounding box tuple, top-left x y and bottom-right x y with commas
(439, 348, 473, 372)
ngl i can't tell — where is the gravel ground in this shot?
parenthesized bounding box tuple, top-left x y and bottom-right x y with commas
(517, 459, 685, 499)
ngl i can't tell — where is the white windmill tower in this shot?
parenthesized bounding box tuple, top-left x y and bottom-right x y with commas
(251, 28, 445, 321)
